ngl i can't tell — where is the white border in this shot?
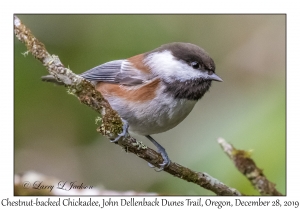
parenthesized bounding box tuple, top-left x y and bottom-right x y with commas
(2, 0, 300, 209)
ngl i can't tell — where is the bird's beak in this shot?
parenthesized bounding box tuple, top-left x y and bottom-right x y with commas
(209, 73, 223, 82)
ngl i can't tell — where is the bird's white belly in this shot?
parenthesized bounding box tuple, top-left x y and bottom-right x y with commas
(106, 93, 197, 135)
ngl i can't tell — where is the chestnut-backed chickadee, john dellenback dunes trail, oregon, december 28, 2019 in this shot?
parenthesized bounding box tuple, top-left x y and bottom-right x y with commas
(42, 42, 223, 171)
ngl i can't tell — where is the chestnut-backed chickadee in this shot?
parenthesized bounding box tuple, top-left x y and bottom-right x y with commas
(42, 42, 222, 171)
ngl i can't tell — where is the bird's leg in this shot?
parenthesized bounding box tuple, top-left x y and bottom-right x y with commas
(145, 135, 170, 171)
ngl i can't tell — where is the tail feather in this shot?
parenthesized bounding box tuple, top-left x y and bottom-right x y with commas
(41, 75, 64, 85)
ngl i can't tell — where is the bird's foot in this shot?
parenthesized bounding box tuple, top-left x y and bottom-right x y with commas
(146, 135, 171, 172)
(110, 119, 129, 143)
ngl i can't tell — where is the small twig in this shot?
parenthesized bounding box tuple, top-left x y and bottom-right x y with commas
(14, 15, 241, 195)
(218, 138, 282, 195)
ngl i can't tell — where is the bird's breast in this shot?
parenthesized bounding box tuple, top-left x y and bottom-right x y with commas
(96, 80, 197, 135)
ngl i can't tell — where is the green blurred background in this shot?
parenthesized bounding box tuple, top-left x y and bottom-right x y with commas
(14, 15, 285, 195)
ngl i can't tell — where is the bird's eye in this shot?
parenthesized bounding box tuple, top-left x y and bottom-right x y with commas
(191, 61, 200, 69)
(208, 70, 213, 75)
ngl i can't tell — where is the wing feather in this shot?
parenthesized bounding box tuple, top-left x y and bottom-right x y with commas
(80, 59, 154, 86)
(80, 60, 123, 82)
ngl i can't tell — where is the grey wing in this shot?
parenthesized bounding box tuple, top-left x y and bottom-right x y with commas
(81, 59, 153, 86)
(80, 60, 124, 83)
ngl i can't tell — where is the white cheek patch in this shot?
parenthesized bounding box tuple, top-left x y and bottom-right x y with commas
(145, 50, 208, 83)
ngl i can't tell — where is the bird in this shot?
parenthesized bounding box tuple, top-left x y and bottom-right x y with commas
(42, 42, 222, 171)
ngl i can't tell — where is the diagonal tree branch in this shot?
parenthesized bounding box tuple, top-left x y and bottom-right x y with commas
(218, 138, 282, 195)
(14, 15, 241, 196)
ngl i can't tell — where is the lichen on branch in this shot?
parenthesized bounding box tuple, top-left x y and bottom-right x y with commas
(14, 15, 123, 140)
(218, 138, 282, 196)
